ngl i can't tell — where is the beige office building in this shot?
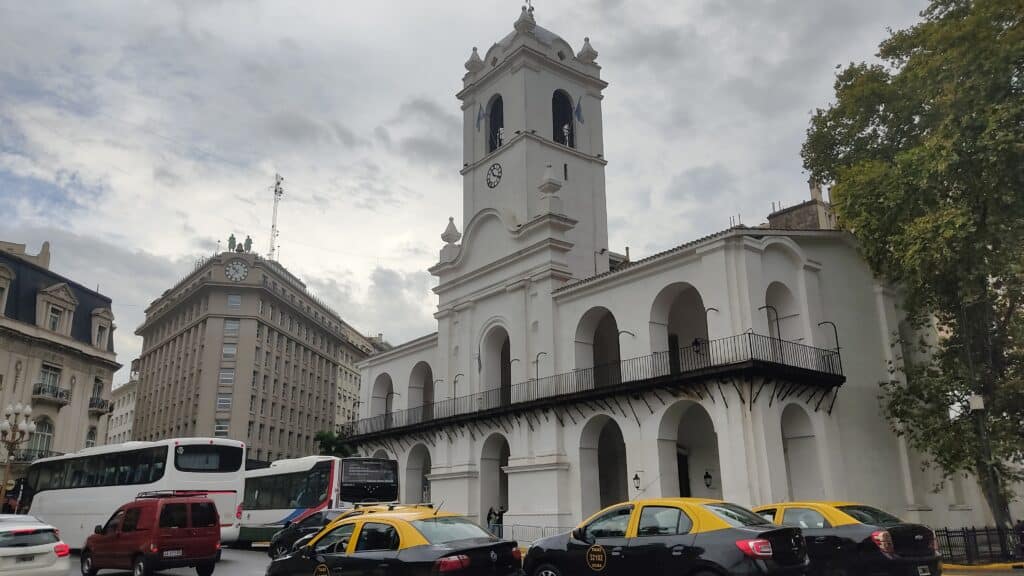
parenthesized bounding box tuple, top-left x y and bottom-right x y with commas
(0, 241, 119, 471)
(133, 245, 375, 462)
(106, 359, 138, 445)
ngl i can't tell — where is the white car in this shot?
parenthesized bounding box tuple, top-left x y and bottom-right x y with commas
(0, 518, 71, 576)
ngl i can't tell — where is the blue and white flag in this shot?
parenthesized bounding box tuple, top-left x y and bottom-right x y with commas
(476, 104, 484, 131)
(574, 96, 584, 124)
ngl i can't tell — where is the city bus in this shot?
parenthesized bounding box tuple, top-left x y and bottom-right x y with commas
(238, 455, 398, 544)
(21, 438, 246, 549)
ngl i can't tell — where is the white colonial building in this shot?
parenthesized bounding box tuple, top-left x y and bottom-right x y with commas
(351, 7, 1017, 532)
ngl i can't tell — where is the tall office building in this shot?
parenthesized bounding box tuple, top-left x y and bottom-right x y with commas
(133, 244, 375, 462)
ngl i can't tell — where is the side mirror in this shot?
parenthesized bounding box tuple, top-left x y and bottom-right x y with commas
(94, 525, 104, 535)
(571, 527, 585, 542)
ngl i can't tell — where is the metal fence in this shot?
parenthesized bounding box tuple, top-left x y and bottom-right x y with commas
(344, 332, 842, 438)
(935, 526, 1023, 564)
(500, 524, 575, 545)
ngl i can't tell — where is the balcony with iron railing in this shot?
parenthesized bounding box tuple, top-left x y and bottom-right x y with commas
(32, 383, 72, 407)
(341, 332, 844, 442)
(89, 397, 113, 415)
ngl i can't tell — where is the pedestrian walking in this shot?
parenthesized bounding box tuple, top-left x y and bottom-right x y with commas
(487, 507, 498, 536)
(496, 506, 507, 538)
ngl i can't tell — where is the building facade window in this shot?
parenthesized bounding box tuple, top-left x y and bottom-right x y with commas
(222, 344, 237, 361)
(95, 324, 108, 348)
(224, 318, 240, 337)
(85, 427, 97, 448)
(92, 378, 104, 399)
(214, 419, 229, 437)
(28, 418, 54, 455)
(48, 306, 63, 332)
(38, 365, 62, 388)
(227, 294, 242, 309)
(218, 369, 235, 385)
(216, 393, 232, 411)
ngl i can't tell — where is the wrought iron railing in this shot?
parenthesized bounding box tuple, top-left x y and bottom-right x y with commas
(935, 526, 1023, 564)
(10, 449, 63, 463)
(343, 332, 842, 438)
(88, 397, 113, 413)
(31, 383, 72, 405)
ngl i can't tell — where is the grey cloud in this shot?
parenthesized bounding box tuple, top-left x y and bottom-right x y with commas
(666, 164, 738, 202)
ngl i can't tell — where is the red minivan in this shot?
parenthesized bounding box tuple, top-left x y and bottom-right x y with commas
(81, 491, 220, 576)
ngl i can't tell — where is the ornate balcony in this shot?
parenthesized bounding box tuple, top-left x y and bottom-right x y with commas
(341, 332, 844, 442)
(89, 397, 113, 415)
(9, 449, 63, 464)
(32, 383, 72, 407)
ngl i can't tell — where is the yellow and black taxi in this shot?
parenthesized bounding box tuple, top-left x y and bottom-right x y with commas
(752, 501, 941, 576)
(266, 508, 524, 576)
(269, 504, 438, 558)
(523, 498, 808, 576)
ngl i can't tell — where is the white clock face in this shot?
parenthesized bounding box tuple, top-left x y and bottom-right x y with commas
(225, 260, 248, 282)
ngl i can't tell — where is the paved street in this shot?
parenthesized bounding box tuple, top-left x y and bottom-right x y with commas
(67, 549, 271, 576)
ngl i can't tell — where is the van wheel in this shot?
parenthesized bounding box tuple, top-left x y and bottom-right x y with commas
(80, 550, 98, 576)
(196, 563, 215, 576)
(133, 555, 152, 576)
(533, 564, 562, 576)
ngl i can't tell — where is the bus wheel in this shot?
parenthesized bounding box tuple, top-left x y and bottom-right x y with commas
(80, 550, 98, 576)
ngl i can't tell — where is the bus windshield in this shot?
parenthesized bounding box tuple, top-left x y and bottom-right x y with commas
(340, 458, 398, 504)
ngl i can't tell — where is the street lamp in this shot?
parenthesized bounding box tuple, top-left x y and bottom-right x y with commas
(632, 473, 641, 491)
(1, 403, 36, 505)
(703, 470, 714, 489)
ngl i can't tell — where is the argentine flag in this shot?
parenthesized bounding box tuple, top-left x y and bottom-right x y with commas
(574, 96, 584, 124)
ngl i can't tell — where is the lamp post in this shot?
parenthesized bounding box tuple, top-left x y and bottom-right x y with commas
(534, 352, 548, 382)
(817, 320, 843, 374)
(0, 403, 35, 506)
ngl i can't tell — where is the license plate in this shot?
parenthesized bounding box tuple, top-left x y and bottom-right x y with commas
(15, 555, 33, 563)
(163, 549, 183, 558)
(917, 566, 931, 576)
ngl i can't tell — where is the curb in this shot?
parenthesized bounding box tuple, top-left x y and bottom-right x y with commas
(943, 563, 1024, 572)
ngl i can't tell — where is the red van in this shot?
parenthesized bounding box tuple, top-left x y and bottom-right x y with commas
(81, 491, 220, 576)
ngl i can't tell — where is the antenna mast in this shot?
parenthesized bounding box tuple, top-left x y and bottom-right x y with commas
(268, 174, 284, 260)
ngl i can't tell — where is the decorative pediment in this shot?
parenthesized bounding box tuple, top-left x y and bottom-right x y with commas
(41, 282, 79, 307)
(91, 307, 115, 321)
(0, 264, 13, 282)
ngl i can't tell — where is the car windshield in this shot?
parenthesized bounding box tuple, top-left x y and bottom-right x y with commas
(412, 517, 493, 544)
(703, 503, 771, 527)
(0, 528, 58, 548)
(837, 505, 902, 526)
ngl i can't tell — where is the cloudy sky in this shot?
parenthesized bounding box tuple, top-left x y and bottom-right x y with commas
(0, 0, 924, 382)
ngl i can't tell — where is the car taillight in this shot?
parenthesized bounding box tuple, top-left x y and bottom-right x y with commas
(54, 542, 70, 557)
(736, 538, 774, 558)
(435, 554, 471, 572)
(236, 504, 243, 520)
(871, 530, 894, 555)
(215, 541, 222, 550)
(511, 547, 522, 563)
(150, 543, 159, 554)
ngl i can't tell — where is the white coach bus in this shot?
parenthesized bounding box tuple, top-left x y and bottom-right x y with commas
(238, 455, 399, 545)
(21, 438, 246, 549)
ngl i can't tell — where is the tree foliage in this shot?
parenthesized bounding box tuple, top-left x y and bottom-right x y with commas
(314, 430, 356, 458)
(803, 0, 1024, 526)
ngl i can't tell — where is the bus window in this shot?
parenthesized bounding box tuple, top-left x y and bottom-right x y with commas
(175, 445, 243, 473)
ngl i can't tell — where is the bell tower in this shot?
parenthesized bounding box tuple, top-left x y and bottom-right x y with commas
(456, 6, 610, 279)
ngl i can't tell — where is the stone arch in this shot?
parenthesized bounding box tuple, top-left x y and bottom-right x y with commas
(487, 94, 504, 153)
(370, 373, 395, 419)
(480, 433, 510, 525)
(765, 281, 804, 342)
(371, 448, 390, 460)
(649, 283, 709, 375)
(781, 403, 824, 500)
(408, 361, 435, 423)
(552, 89, 575, 148)
(656, 400, 722, 499)
(480, 323, 512, 409)
(574, 307, 621, 388)
(405, 443, 432, 504)
(579, 414, 628, 516)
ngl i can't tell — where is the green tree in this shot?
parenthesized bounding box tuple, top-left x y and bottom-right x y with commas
(802, 0, 1024, 527)
(314, 430, 356, 458)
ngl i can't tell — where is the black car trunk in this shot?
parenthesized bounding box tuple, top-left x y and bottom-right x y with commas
(760, 527, 808, 566)
(888, 524, 935, 558)
(439, 539, 520, 575)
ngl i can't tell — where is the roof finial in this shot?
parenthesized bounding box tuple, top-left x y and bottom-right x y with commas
(515, 4, 537, 33)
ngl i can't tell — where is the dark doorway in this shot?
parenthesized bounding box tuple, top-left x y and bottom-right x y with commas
(676, 450, 691, 497)
(500, 338, 512, 406)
